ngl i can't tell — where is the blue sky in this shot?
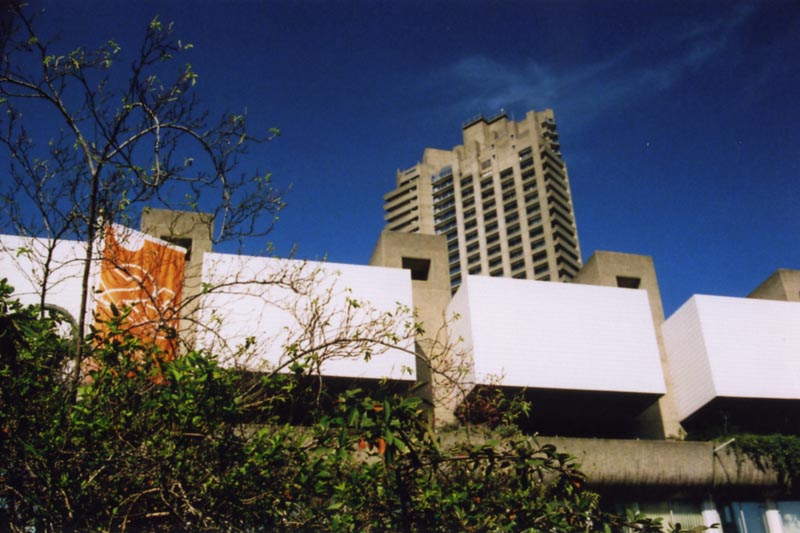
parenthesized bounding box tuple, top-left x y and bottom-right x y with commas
(17, 1, 800, 316)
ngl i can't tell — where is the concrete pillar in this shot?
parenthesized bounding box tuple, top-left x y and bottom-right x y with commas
(368, 231, 454, 425)
(702, 498, 723, 532)
(766, 500, 785, 533)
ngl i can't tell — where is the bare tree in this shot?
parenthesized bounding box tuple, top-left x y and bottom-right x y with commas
(0, 3, 284, 383)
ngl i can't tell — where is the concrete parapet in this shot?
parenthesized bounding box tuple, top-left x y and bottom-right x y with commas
(541, 437, 782, 493)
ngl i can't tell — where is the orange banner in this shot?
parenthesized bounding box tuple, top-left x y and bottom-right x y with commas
(94, 224, 186, 360)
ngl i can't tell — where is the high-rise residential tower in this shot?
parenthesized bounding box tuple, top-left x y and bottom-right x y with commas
(383, 109, 581, 291)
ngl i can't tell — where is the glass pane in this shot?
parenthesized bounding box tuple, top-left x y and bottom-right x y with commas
(732, 502, 768, 533)
(779, 501, 800, 533)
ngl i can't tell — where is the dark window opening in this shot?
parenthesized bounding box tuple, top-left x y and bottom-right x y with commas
(162, 236, 193, 261)
(402, 257, 431, 281)
(616, 276, 641, 289)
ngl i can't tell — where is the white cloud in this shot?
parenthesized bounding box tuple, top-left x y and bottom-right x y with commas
(430, 4, 755, 125)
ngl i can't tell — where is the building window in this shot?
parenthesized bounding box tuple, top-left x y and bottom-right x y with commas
(435, 220, 457, 234)
(462, 186, 474, 198)
(466, 230, 478, 242)
(616, 276, 641, 289)
(484, 210, 497, 221)
(162, 236, 193, 261)
(531, 238, 545, 250)
(486, 233, 500, 245)
(501, 179, 515, 191)
(500, 167, 514, 179)
(487, 245, 501, 256)
(468, 266, 481, 275)
(468, 254, 480, 264)
(533, 251, 548, 263)
(509, 235, 522, 247)
(529, 227, 544, 238)
(507, 224, 520, 236)
(534, 264, 550, 276)
(460, 175, 473, 187)
(432, 166, 453, 183)
(401, 257, 431, 281)
(511, 259, 525, 271)
(489, 257, 502, 268)
(447, 240, 459, 253)
(485, 221, 498, 233)
(466, 242, 479, 253)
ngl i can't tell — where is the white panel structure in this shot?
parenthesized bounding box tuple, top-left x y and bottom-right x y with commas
(197, 253, 416, 380)
(447, 275, 666, 393)
(0, 235, 87, 322)
(663, 295, 800, 421)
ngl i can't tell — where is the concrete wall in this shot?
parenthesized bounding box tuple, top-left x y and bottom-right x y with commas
(749, 269, 800, 302)
(541, 437, 781, 492)
(369, 230, 454, 421)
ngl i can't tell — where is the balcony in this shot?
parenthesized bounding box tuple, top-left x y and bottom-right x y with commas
(384, 187, 417, 211)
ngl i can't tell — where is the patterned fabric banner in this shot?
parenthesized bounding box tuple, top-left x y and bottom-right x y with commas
(94, 224, 186, 359)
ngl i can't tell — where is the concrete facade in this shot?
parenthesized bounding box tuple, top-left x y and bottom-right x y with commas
(571, 251, 681, 438)
(383, 110, 581, 292)
(749, 269, 800, 302)
(4, 214, 800, 531)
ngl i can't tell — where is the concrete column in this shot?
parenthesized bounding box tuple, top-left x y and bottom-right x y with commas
(766, 500, 784, 533)
(702, 498, 723, 532)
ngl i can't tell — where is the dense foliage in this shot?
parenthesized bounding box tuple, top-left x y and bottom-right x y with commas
(0, 281, 665, 531)
(733, 434, 800, 491)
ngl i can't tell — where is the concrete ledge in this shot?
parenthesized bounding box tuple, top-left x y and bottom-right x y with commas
(541, 437, 781, 490)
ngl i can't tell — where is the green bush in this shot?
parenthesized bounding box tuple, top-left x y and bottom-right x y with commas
(1, 280, 663, 531)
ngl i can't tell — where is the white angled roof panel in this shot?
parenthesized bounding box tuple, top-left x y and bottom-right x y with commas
(197, 253, 416, 381)
(447, 275, 666, 394)
(663, 295, 800, 421)
(0, 234, 87, 322)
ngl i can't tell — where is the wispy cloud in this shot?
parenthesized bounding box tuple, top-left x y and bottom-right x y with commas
(428, 4, 755, 125)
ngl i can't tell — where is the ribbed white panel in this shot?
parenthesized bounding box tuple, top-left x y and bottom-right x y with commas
(447, 275, 666, 393)
(664, 295, 800, 420)
(0, 235, 87, 322)
(198, 253, 416, 380)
